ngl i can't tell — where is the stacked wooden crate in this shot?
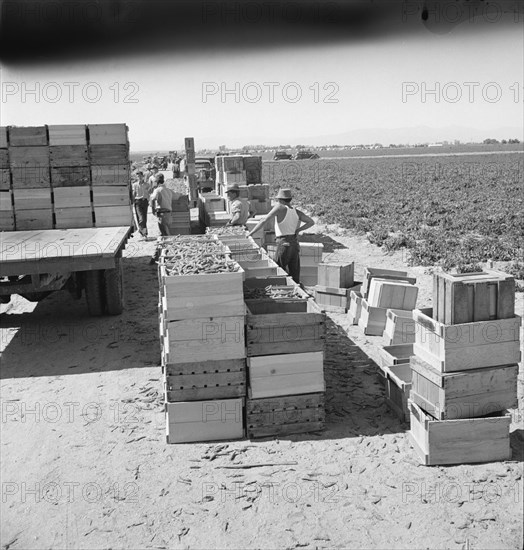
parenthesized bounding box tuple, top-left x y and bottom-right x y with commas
(89, 124, 132, 227)
(9, 126, 53, 230)
(0, 127, 14, 230)
(159, 237, 246, 444)
(357, 267, 417, 335)
(244, 279, 326, 438)
(408, 270, 520, 465)
(378, 344, 414, 420)
(300, 243, 324, 286)
(247, 183, 271, 215)
(382, 309, 417, 346)
(243, 156, 262, 184)
(168, 194, 190, 235)
(49, 125, 93, 228)
(314, 262, 361, 313)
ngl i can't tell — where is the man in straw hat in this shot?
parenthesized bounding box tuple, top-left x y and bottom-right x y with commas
(225, 184, 251, 226)
(247, 188, 314, 284)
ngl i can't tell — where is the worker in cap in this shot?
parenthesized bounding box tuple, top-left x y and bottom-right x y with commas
(225, 184, 251, 226)
(247, 188, 314, 285)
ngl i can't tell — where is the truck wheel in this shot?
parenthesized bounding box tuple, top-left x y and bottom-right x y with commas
(104, 260, 124, 315)
(85, 270, 105, 316)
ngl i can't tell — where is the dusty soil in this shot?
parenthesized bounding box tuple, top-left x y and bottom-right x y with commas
(1, 200, 523, 550)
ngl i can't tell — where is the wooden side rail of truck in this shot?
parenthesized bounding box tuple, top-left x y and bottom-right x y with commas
(0, 226, 132, 316)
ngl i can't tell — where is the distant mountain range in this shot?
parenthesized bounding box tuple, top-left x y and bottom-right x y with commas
(131, 125, 523, 151)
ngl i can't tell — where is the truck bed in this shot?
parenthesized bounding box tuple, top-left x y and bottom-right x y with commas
(0, 227, 132, 277)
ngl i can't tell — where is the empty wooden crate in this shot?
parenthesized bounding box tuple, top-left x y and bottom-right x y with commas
(408, 400, 511, 466)
(358, 299, 388, 336)
(385, 364, 412, 422)
(367, 278, 418, 310)
(347, 290, 363, 325)
(247, 351, 325, 399)
(314, 285, 352, 313)
(246, 393, 325, 438)
(378, 343, 414, 382)
(361, 267, 416, 299)
(166, 398, 244, 444)
(410, 355, 518, 420)
(383, 308, 417, 345)
(318, 262, 354, 288)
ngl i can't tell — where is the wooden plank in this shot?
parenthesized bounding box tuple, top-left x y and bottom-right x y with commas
(247, 421, 324, 438)
(54, 208, 93, 229)
(248, 407, 323, 426)
(166, 370, 245, 389)
(165, 358, 245, 376)
(49, 145, 89, 167)
(166, 385, 246, 402)
(0, 210, 15, 231)
(0, 190, 12, 211)
(452, 282, 471, 324)
(166, 316, 244, 342)
(8, 146, 49, 167)
(88, 123, 128, 145)
(91, 165, 130, 185)
(473, 281, 490, 322)
(347, 290, 363, 325)
(53, 186, 91, 208)
(246, 393, 324, 413)
(9, 126, 47, 146)
(0, 149, 9, 169)
(50, 166, 91, 186)
(92, 186, 131, 207)
(248, 339, 325, 357)
(93, 205, 133, 227)
(48, 124, 87, 146)
(247, 323, 324, 344)
(439, 276, 447, 324)
(0, 169, 10, 190)
(89, 144, 129, 165)
(497, 278, 515, 319)
(15, 209, 53, 230)
(10, 167, 50, 188)
(13, 188, 52, 210)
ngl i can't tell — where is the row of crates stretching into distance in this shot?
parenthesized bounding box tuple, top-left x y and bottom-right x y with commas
(0, 124, 133, 230)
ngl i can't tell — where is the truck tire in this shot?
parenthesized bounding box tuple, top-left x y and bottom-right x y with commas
(85, 270, 105, 316)
(104, 260, 124, 315)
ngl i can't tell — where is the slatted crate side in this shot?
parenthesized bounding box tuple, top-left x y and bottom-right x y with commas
(13, 188, 53, 210)
(160, 269, 245, 321)
(357, 299, 388, 336)
(87, 123, 128, 145)
(50, 166, 91, 187)
(8, 126, 48, 147)
(164, 359, 246, 402)
(166, 398, 244, 444)
(361, 267, 416, 298)
(383, 308, 417, 346)
(0, 149, 9, 169)
(410, 356, 519, 420)
(93, 205, 133, 227)
(408, 400, 512, 466)
(385, 364, 412, 423)
(48, 124, 87, 146)
(378, 344, 414, 369)
(367, 278, 419, 310)
(53, 186, 91, 208)
(10, 167, 51, 188)
(299, 242, 323, 261)
(318, 262, 355, 289)
(92, 185, 131, 207)
(54, 207, 94, 229)
(0, 190, 13, 211)
(247, 351, 325, 399)
(314, 285, 352, 313)
(89, 144, 129, 165)
(15, 209, 54, 230)
(0, 127, 7, 148)
(0, 210, 15, 230)
(91, 165, 130, 185)
(49, 145, 89, 167)
(8, 146, 50, 168)
(347, 290, 363, 325)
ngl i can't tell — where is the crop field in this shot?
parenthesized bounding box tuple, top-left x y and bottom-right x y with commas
(262, 152, 524, 273)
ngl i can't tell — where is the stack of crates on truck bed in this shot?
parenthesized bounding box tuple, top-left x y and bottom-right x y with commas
(408, 270, 521, 465)
(314, 261, 361, 313)
(242, 275, 326, 438)
(0, 124, 132, 231)
(158, 236, 246, 444)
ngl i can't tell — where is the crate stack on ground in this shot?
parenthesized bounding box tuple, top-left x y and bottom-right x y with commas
(8, 126, 53, 230)
(0, 127, 13, 230)
(88, 124, 133, 227)
(299, 243, 324, 287)
(49, 125, 93, 228)
(314, 261, 361, 313)
(167, 193, 191, 235)
(158, 235, 246, 444)
(408, 270, 521, 466)
(243, 278, 326, 438)
(356, 267, 418, 336)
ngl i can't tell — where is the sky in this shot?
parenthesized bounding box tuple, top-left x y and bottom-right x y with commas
(1, 1, 523, 150)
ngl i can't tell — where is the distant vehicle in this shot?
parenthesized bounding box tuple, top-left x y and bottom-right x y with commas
(273, 151, 293, 160)
(294, 150, 320, 160)
(183, 157, 216, 193)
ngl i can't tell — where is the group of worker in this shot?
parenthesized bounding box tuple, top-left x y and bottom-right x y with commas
(133, 172, 315, 284)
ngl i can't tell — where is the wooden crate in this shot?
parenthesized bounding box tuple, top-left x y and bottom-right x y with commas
(54, 207, 93, 229)
(367, 278, 418, 310)
(378, 343, 414, 369)
(247, 183, 269, 200)
(246, 393, 324, 438)
(53, 186, 91, 208)
(87, 123, 128, 145)
(0, 210, 15, 231)
(299, 242, 323, 262)
(318, 262, 354, 288)
(0, 190, 12, 211)
(13, 188, 52, 210)
(92, 186, 131, 207)
(48, 124, 87, 146)
(246, 299, 325, 356)
(166, 398, 244, 444)
(223, 171, 247, 185)
(201, 194, 225, 212)
(361, 267, 416, 299)
(9, 146, 49, 168)
(91, 165, 130, 185)
(93, 205, 133, 227)
(10, 166, 50, 188)
(160, 268, 245, 321)
(383, 308, 417, 346)
(50, 166, 91, 187)
(0, 127, 7, 148)
(314, 285, 352, 313)
(161, 316, 245, 364)
(49, 145, 89, 167)
(433, 270, 515, 324)
(413, 308, 521, 372)
(358, 298, 388, 336)
(410, 355, 518, 420)
(15, 209, 53, 230)
(164, 359, 246, 402)
(0, 150, 9, 169)
(347, 290, 363, 325)
(385, 364, 412, 422)
(89, 145, 129, 165)
(408, 400, 511, 466)
(247, 351, 325, 399)
(300, 265, 319, 287)
(9, 126, 48, 147)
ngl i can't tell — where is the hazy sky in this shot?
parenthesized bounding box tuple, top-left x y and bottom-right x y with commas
(1, 3, 522, 150)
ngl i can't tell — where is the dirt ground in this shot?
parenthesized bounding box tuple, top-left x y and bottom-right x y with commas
(1, 201, 523, 550)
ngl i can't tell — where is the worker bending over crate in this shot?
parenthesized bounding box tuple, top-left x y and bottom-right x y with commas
(247, 188, 314, 284)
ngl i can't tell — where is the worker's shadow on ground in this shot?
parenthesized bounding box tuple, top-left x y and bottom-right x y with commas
(0, 255, 161, 379)
(299, 232, 347, 254)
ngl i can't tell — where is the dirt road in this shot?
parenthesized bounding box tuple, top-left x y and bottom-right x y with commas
(1, 211, 523, 550)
